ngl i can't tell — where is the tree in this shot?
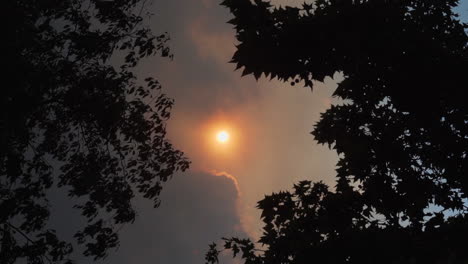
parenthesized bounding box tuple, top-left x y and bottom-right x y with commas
(1, 0, 189, 263)
(206, 0, 468, 263)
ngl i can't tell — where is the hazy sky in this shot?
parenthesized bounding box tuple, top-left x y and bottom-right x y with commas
(88, 1, 468, 263)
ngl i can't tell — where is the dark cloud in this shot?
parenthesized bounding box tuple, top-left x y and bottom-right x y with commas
(103, 171, 246, 264)
(47, 171, 245, 263)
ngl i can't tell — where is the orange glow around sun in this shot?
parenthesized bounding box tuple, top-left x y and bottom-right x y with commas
(196, 112, 251, 166)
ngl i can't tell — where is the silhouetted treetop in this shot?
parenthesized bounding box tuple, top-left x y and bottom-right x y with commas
(222, 0, 468, 221)
(2, 0, 189, 263)
(225, 0, 466, 86)
(207, 181, 468, 264)
(207, 0, 468, 263)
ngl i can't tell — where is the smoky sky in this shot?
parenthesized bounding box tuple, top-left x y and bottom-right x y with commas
(46, 1, 468, 264)
(104, 171, 245, 264)
(47, 171, 244, 264)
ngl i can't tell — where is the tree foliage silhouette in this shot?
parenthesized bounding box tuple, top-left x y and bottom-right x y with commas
(206, 0, 468, 263)
(1, 0, 189, 263)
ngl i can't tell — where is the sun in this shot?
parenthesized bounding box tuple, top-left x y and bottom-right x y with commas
(216, 131, 230, 143)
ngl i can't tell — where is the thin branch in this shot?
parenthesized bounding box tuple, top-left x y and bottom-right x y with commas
(4, 223, 52, 264)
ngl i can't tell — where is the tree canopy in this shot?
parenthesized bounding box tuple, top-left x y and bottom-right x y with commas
(207, 0, 468, 263)
(1, 0, 189, 263)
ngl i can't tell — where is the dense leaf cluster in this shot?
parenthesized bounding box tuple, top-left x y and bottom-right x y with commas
(1, 0, 189, 263)
(207, 0, 468, 263)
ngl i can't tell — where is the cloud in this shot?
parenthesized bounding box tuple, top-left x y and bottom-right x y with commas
(188, 17, 237, 67)
(208, 170, 241, 194)
(104, 171, 248, 264)
(207, 170, 261, 241)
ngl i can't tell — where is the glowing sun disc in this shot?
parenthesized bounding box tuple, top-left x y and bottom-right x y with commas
(216, 131, 230, 143)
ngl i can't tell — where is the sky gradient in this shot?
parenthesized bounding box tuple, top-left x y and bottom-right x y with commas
(62, 0, 467, 263)
(102, 1, 339, 263)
